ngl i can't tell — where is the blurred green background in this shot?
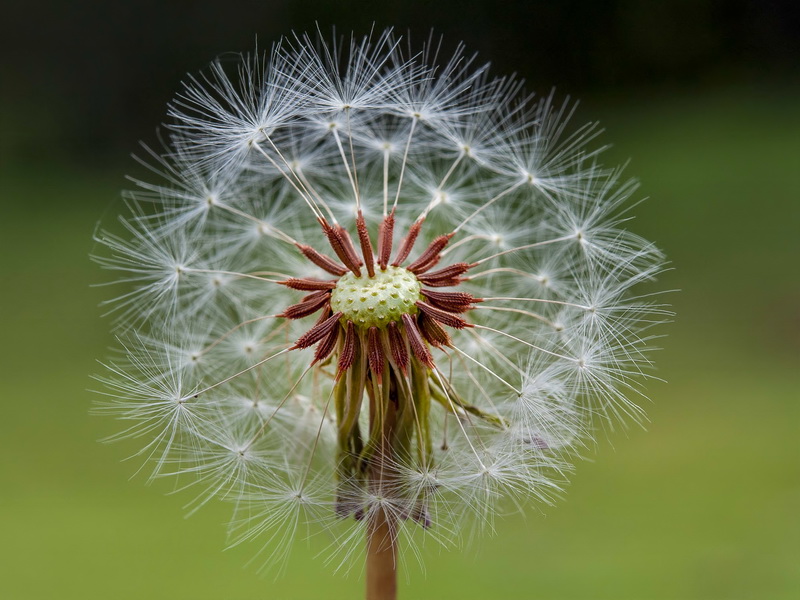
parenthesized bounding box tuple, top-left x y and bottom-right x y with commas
(1, 2, 798, 599)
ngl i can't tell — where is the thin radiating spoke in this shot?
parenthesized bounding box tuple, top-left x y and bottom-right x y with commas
(474, 235, 576, 265)
(188, 348, 291, 399)
(391, 116, 417, 212)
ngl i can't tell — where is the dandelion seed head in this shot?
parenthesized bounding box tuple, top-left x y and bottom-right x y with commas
(94, 27, 667, 572)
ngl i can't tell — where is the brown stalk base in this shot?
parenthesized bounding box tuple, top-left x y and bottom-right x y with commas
(366, 508, 398, 600)
(365, 373, 399, 600)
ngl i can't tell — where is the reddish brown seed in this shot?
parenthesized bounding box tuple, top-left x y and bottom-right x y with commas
(319, 218, 362, 276)
(296, 243, 348, 276)
(367, 326, 385, 383)
(416, 262, 475, 286)
(293, 312, 343, 349)
(313, 303, 332, 324)
(387, 321, 409, 373)
(314, 323, 340, 362)
(377, 221, 385, 263)
(378, 210, 395, 270)
(392, 219, 423, 266)
(401, 313, 434, 368)
(407, 233, 455, 274)
(336, 321, 357, 378)
(415, 301, 470, 329)
(280, 290, 331, 319)
(299, 290, 321, 302)
(420, 289, 480, 313)
(356, 210, 375, 277)
(413, 255, 441, 274)
(279, 278, 337, 291)
(336, 223, 364, 270)
(417, 276, 463, 288)
(418, 312, 452, 348)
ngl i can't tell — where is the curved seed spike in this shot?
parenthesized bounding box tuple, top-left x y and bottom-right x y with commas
(293, 311, 343, 349)
(407, 233, 455, 274)
(378, 210, 395, 270)
(336, 321, 357, 378)
(356, 210, 376, 277)
(418, 312, 452, 347)
(280, 290, 331, 319)
(413, 256, 442, 275)
(392, 219, 423, 266)
(415, 300, 470, 329)
(319, 217, 362, 276)
(367, 326, 385, 383)
(296, 243, 348, 276)
(279, 278, 337, 291)
(337, 223, 364, 269)
(421, 289, 480, 313)
(417, 262, 475, 286)
(299, 289, 327, 302)
(313, 303, 332, 324)
(387, 321, 409, 374)
(417, 276, 465, 288)
(314, 323, 340, 363)
(401, 313, 433, 368)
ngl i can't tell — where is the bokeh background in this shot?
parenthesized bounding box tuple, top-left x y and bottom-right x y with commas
(1, 1, 798, 598)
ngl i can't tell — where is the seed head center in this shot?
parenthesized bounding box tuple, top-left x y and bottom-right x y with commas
(330, 266, 421, 329)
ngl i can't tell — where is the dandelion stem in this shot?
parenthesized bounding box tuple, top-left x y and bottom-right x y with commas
(366, 370, 399, 600)
(366, 507, 398, 600)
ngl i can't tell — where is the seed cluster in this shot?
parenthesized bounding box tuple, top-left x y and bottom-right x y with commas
(280, 210, 479, 378)
(271, 209, 488, 528)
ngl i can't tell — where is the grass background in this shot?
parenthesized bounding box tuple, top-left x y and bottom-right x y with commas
(0, 86, 798, 599)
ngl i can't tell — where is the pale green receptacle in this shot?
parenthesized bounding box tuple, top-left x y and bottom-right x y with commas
(330, 266, 422, 329)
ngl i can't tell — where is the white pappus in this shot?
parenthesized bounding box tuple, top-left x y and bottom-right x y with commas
(93, 27, 668, 578)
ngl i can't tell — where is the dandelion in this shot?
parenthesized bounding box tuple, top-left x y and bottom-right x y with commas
(94, 27, 667, 600)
